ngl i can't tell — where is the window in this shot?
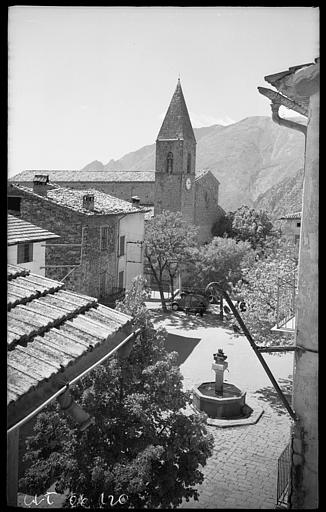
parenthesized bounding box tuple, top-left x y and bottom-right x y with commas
(187, 153, 191, 174)
(294, 234, 300, 244)
(17, 243, 33, 264)
(8, 196, 21, 214)
(296, 222, 301, 228)
(118, 270, 124, 290)
(100, 226, 114, 251)
(101, 227, 109, 250)
(119, 235, 125, 257)
(166, 152, 173, 174)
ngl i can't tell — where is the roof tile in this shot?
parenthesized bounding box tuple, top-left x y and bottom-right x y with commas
(10, 170, 155, 183)
(8, 214, 59, 245)
(9, 184, 149, 216)
(7, 265, 132, 410)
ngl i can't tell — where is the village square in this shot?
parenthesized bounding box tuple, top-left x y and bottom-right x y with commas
(7, 7, 318, 510)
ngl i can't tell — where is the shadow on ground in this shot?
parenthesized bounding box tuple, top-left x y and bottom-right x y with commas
(149, 309, 233, 331)
(253, 377, 293, 416)
(164, 333, 201, 365)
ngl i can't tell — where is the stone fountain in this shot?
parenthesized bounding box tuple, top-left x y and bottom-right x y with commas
(192, 349, 251, 420)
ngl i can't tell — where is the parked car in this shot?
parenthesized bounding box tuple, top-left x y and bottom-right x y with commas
(180, 287, 220, 304)
(171, 292, 209, 316)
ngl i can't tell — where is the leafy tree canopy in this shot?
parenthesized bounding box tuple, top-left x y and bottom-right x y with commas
(19, 277, 214, 508)
(185, 236, 253, 292)
(231, 205, 274, 249)
(236, 236, 298, 346)
(144, 210, 199, 310)
(212, 206, 275, 250)
(211, 211, 234, 238)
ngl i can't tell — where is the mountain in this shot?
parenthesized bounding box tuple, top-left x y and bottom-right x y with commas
(81, 116, 306, 212)
(254, 167, 304, 219)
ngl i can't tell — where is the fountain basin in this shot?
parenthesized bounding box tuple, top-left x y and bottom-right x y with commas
(192, 382, 247, 419)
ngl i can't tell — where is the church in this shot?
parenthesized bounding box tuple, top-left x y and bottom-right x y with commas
(10, 80, 224, 243)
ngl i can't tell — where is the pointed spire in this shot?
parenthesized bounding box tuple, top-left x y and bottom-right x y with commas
(157, 80, 196, 142)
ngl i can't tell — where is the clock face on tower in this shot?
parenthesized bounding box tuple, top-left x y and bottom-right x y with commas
(185, 177, 192, 190)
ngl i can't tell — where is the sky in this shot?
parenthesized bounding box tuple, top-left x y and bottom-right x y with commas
(8, 6, 319, 177)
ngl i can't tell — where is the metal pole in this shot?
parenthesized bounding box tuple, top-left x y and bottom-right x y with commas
(276, 276, 280, 328)
(205, 282, 297, 421)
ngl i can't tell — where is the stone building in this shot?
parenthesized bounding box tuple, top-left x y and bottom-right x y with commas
(279, 211, 301, 244)
(8, 178, 147, 305)
(10, 80, 224, 244)
(7, 214, 59, 275)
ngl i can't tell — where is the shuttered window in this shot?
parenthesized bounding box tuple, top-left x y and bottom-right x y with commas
(17, 243, 33, 264)
(100, 227, 109, 250)
(119, 236, 125, 256)
(118, 271, 124, 290)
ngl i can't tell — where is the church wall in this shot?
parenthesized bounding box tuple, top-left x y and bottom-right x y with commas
(182, 139, 196, 175)
(155, 139, 184, 174)
(155, 174, 182, 215)
(195, 172, 224, 244)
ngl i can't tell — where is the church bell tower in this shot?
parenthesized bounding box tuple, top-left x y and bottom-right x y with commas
(154, 79, 196, 225)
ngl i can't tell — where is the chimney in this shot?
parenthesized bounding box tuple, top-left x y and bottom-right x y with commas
(33, 174, 49, 196)
(83, 194, 95, 211)
(131, 196, 140, 206)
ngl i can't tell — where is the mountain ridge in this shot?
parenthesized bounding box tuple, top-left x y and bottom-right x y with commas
(81, 116, 306, 213)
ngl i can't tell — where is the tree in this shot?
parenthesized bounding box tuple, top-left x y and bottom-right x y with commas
(237, 236, 298, 346)
(144, 210, 199, 312)
(231, 205, 274, 249)
(185, 237, 253, 319)
(211, 211, 234, 238)
(19, 278, 214, 509)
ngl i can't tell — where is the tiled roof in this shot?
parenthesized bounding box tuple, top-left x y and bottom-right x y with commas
(195, 169, 220, 184)
(144, 206, 155, 221)
(7, 266, 132, 412)
(279, 212, 302, 220)
(8, 214, 60, 246)
(8, 264, 30, 280)
(10, 184, 149, 216)
(157, 80, 196, 142)
(264, 61, 318, 112)
(264, 63, 314, 87)
(10, 170, 156, 183)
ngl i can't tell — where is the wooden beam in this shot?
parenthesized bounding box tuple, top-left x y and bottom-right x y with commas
(257, 86, 308, 116)
(258, 346, 296, 353)
(40, 265, 79, 268)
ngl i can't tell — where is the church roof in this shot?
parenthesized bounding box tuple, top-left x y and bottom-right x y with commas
(157, 80, 196, 143)
(195, 169, 220, 185)
(10, 170, 155, 184)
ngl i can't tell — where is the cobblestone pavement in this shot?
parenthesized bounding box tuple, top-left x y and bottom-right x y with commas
(152, 309, 293, 509)
(179, 404, 291, 509)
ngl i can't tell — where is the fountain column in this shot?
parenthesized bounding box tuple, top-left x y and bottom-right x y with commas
(212, 350, 228, 395)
